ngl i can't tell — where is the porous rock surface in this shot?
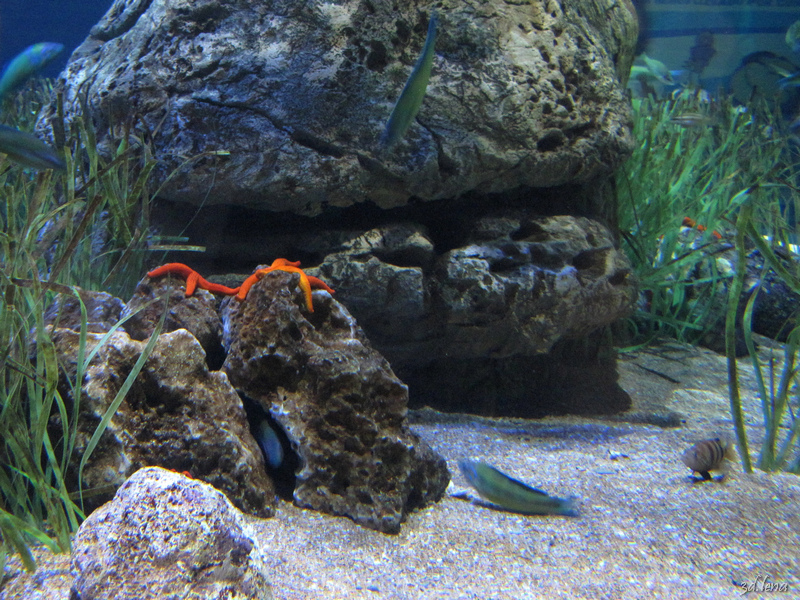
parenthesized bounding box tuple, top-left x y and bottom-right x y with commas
(221, 270, 450, 533)
(49, 325, 274, 517)
(42, 0, 637, 214)
(244, 210, 632, 415)
(70, 467, 274, 600)
(122, 275, 227, 368)
(317, 213, 633, 363)
(43, 289, 124, 333)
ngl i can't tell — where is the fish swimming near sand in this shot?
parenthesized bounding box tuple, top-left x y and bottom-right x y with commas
(458, 459, 576, 516)
(682, 438, 732, 481)
(0, 42, 64, 99)
(0, 124, 65, 170)
(380, 12, 438, 148)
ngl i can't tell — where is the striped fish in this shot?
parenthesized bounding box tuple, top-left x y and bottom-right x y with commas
(682, 438, 731, 481)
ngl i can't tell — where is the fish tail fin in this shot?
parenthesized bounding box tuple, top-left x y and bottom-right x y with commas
(558, 496, 579, 517)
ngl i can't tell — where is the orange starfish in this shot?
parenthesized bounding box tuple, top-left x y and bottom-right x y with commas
(236, 258, 335, 312)
(147, 263, 241, 297)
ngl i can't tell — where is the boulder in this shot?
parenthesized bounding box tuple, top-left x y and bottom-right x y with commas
(50, 326, 274, 517)
(70, 467, 274, 600)
(220, 270, 450, 533)
(311, 212, 635, 414)
(41, 0, 637, 215)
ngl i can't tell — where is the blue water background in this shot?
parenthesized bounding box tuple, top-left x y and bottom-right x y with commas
(0, 0, 111, 79)
(638, 0, 800, 91)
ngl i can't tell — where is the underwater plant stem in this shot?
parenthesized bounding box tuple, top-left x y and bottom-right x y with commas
(725, 202, 753, 474)
(769, 334, 800, 470)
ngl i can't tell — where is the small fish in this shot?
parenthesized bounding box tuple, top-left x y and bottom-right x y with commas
(0, 124, 65, 170)
(681, 216, 722, 240)
(777, 70, 800, 89)
(682, 438, 732, 481)
(380, 12, 438, 148)
(639, 53, 674, 85)
(786, 20, 800, 54)
(458, 459, 576, 516)
(0, 42, 64, 99)
(256, 418, 284, 469)
(669, 113, 713, 128)
(764, 62, 795, 80)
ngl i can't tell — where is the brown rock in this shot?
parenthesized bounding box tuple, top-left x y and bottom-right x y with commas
(221, 270, 450, 533)
(50, 327, 274, 517)
(122, 275, 226, 368)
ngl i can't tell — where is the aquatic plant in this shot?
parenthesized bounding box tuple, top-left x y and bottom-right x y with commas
(0, 82, 169, 573)
(726, 196, 800, 474)
(618, 89, 800, 473)
(617, 91, 796, 345)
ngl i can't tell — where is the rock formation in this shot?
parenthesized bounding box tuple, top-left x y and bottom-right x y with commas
(221, 270, 450, 534)
(45, 272, 450, 532)
(38, 0, 640, 420)
(50, 320, 275, 518)
(40, 0, 637, 215)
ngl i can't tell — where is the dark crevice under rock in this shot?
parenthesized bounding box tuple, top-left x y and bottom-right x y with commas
(150, 182, 616, 274)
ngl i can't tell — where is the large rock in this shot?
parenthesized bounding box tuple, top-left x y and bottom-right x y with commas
(70, 467, 274, 600)
(316, 213, 634, 364)
(41, 0, 636, 215)
(313, 212, 635, 414)
(220, 270, 450, 534)
(50, 326, 274, 517)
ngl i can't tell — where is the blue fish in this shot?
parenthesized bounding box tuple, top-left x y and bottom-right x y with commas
(0, 124, 65, 170)
(777, 70, 800, 89)
(256, 418, 284, 469)
(0, 42, 64, 99)
(380, 12, 438, 148)
(459, 459, 577, 516)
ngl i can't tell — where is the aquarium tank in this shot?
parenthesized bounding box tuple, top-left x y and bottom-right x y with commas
(0, 0, 798, 597)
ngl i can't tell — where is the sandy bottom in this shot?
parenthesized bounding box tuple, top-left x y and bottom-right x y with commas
(3, 342, 799, 599)
(251, 341, 799, 599)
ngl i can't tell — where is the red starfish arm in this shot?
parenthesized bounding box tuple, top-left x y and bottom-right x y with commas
(204, 281, 242, 295)
(184, 271, 200, 296)
(147, 263, 197, 279)
(307, 276, 335, 294)
(269, 266, 313, 311)
(236, 271, 266, 301)
(195, 274, 241, 296)
(296, 272, 314, 312)
(147, 263, 203, 296)
(271, 258, 302, 268)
